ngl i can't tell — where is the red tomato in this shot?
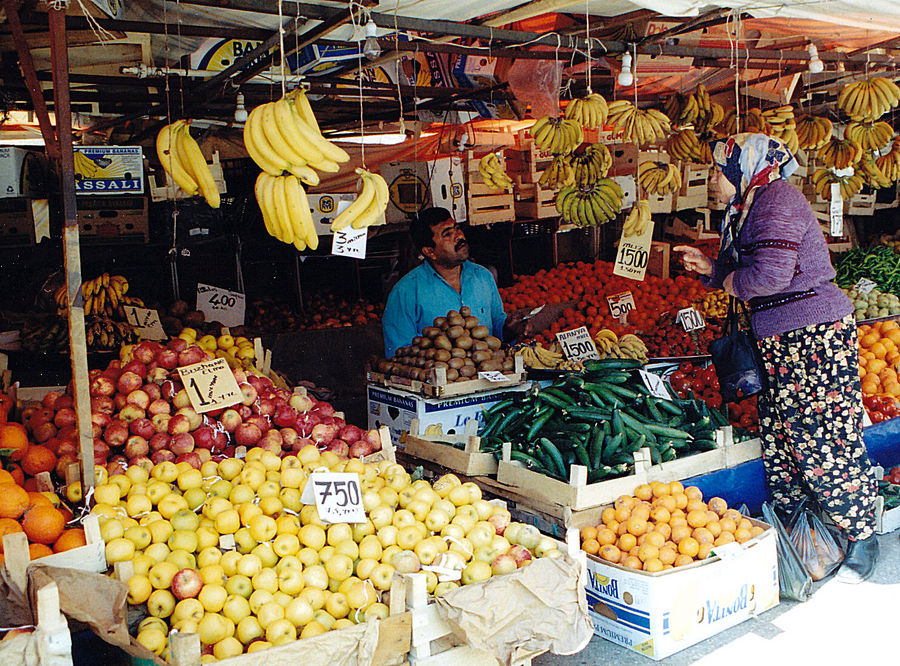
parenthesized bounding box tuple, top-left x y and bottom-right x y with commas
(870, 411, 886, 423)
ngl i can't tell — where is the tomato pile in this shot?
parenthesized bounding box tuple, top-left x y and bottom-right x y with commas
(667, 362, 759, 432)
(863, 394, 899, 424)
(884, 465, 900, 485)
(500, 261, 712, 347)
(643, 309, 722, 357)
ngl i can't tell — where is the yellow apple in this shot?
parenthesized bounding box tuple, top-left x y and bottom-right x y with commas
(125, 494, 152, 518)
(147, 588, 177, 618)
(124, 526, 152, 550)
(303, 564, 329, 590)
(158, 494, 189, 519)
(285, 597, 314, 628)
(252, 542, 278, 568)
(127, 574, 153, 604)
(199, 563, 226, 586)
(219, 550, 241, 576)
(299, 587, 327, 611)
(151, 461, 178, 483)
(324, 554, 354, 582)
(197, 611, 229, 645)
(198, 584, 228, 613)
(224, 574, 253, 599)
(235, 616, 264, 645)
(213, 636, 243, 660)
(144, 542, 171, 565)
(105, 537, 135, 564)
(297, 547, 319, 567)
(370, 563, 395, 591)
(251, 568, 279, 594)
(299, 524, 326, 550)
(221, 594, 251, 624)
(173, 597, 205, 623)
(278, 567, 305, 595)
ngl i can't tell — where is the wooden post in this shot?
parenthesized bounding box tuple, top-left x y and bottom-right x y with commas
(34, 582, 73, 666)
(49, 8, 94, 495)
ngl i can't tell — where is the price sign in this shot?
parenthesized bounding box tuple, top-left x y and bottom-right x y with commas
(123, 305, 166, 341)
(332, 227, 367, 259)
(478, 371, 508, 383)
(855, 278, 877, 295)
(177, 358, 242, 414)
(639, 370, 671, 400)
(607, 291, 636, 321)
(613, 219, 654, 282)
(830, 182, 844, 237)
(196, 283, 246, 328)
(302, 473, 366, 524)
(555, 326, 600, 361)
(677, 307, 706, 332)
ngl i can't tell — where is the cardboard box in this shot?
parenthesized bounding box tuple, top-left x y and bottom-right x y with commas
(874, 466, 900, 535)
(585, 525, 778, 660)
(0, 147, 47, 199)
(307, 193, 360, 236)
(378, 157, 466, 225)
(76, 196, 149, 242)
(0, 197, 37, 245)
(73, 146, 144, 195)
(367, 383, 529, 445)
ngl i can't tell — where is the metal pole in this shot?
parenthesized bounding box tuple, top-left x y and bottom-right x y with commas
(49, 7, 95, 495)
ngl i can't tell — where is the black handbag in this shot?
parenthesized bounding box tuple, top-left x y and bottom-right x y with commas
(708, 297, 767, 402)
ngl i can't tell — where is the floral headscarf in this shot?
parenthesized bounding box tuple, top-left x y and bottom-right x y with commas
(712, 133, 799, 261)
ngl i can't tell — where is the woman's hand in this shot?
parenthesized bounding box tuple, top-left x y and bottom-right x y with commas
(672, 246, 714, 276)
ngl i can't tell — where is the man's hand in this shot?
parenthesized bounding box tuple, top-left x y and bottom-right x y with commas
(672, 245, 714, 276)
(503, 312, 533, 342)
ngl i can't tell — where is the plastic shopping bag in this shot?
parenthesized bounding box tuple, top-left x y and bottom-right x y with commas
(761, 502, 812, 601)
(788, 509, 844, 581)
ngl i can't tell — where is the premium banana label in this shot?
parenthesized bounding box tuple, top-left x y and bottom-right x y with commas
(74, 146, 144, 194)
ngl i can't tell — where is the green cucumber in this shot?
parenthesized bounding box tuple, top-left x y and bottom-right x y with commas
(584, 358, 643, 371)
(538, 437, 567, 478)
(644, 422, 694, 440)
(509, 450, 546, 470)
(574, 443, 591, 468)
(526, 408, 555, 442)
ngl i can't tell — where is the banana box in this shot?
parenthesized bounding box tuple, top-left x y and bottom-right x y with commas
(367, 383, 528, 446)
(73, 146, 144, 195)
(585, 521, 778, 660)
(307, 193, 360, 236)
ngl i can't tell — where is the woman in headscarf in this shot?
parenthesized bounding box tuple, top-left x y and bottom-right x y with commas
(674, 133, 878, 582)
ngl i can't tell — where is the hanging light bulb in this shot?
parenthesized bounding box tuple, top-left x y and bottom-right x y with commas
(362, 20, 381, 61)
(617, 52, 634, 87)
(234, 93, 248, 122)
(807, 44, 824, 74)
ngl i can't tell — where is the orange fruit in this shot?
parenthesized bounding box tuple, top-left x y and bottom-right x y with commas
(654, 495, 677, 513)
(601, 507, 617, 526)
(599, 544, 621, 563)
(597, 528, 617, 546)
(658, 547, 677, 565)
(0, 470, 14, 485)
(673, 553, 694, 567)
(654, 522, 672, 541)
(650, 506, 671, 524)
(668, 481, 685, 495)
(582, 538, 600, 555)
(861, 332, 879, 347)
(8, 466, 24, 486)
(0, 423, 29, 462)
(53, 528, 87, 553)
(650, 481, 670, 498)
(643, 531, 666, 548)
(868, 359, 887, 375)
(27, 492, 53, 508)
(617, 533, 637, 552)
(714, 532, 736, 546)
(21, 446, 56, 477)
(672, 493, 688, 510)
(693, 527, 714, 544)
(613, 506, 630, 523)
(686, 498, 707, 513)
(625, 517, 648, 537)
(28, 543, 53, 560)
(678, 536, 700, 557)
(750, 526, 765, 538)
(643, 558, 664, 573)
(21, 505, 65, 545)
(0, 517, 24, 553)
(734, 528, 753, 544)
(697, 542, 714, 559)
(686, 509, 709, 528)
(622, 555, 642, 570)
(871, 342, 887, 359)
(684, 486, 703, 501)
(631, 505, 651, 522)
(637, 544, 660, 562)
(738, 518, 753, 532)
(719, 517, 737, 533)
(581, 526, 598, 542)
(633, 484, 653, 501)
(707, 497, 728, 516)
(0, 483, 30, 519)
(614, 495, 635, 512)
(723, 509, 743, 524)
(705, 520, 722, 538)
(670, 524, 691, 543)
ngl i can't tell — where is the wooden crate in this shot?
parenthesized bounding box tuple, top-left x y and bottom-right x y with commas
(466, 152, 515, 226)
(674, 163, 709, 211)
(505, 144, 555, 186)
(391, 572, 546, 666)
(400, 418, 498, 476)
(608, 143, 639, 177)
(663, 209, 719, 242)
(495, 428, 760, 514)
(0, 579, 72, 665)
(646, 241, 671, 280)
(367, 355, 525, 399)
(648, 191, 673, 214)
(611, 175, 637, 210)
(514, 182, 557, 219)
(149, 151, 227, 202)
(848, 191, 876, 216)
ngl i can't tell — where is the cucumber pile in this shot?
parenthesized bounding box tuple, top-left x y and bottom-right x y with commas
(479, 359, 729, 483)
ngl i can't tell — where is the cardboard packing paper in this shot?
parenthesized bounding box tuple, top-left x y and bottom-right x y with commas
(434, 553, 593, 665)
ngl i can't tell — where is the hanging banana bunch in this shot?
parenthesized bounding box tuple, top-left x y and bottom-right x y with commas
(638, 161, 682, 195)
(570, 144, 612, 187)
(255, 173, 319, 251)
(622, 200, 653, 238)
(478, 153, 514, 191)
(667, 128, 712, 163)
(564, 93, 609, 129)
(156, 120, 220, 208)
(875, 137, 900, 182)
(530, 116, 583, 154)
(837, 77, 900, 122)
(795, 115, 833, 151)
(817, 137, 863, 170)
(606, 101, 670, 146)
(845, 121, 896, 152)
(538, 155, 575, 189)
(811, 168, 864, 200)
(555, 180, 624, 227)
(331, 169, 390, 232)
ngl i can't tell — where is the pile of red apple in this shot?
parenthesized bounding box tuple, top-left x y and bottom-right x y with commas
(25, 338, 383, 480)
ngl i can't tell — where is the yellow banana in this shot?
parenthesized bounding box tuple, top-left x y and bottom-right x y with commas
(176, 122, 220, 208)
(156, 121, 199, 196)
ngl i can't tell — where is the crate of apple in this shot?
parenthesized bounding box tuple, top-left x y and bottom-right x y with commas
(25, 338, 383, 483)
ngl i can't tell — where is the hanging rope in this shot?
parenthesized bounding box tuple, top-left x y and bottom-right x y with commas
(277, 0, 286, 98)
(585, 0, 592, 95)
(350, 3, 367, 168)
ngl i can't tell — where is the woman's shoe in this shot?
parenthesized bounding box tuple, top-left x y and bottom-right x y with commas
(835, 536, 878, 584)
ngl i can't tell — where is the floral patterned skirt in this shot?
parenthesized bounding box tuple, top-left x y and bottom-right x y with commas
(756, 314, 877, 540)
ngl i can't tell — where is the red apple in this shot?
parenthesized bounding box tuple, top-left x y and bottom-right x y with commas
(155, 349, 179, 370)
(176, 407, 202, 431)
(348, 440, 373, 459)
(280, 428, 298, 450)
(55, 454, 77, 479)
(55, 395, 74, 410)
(487, 511, 510, 536)
(57, 440, 78, 459)
(104, 420, 129, 447)
(322, 440, 349, 457)
(339, 424, 363, 445)
(175, 451, 203, 470)
(245, 415, 271, 434)
(239, 383, 258, 406)
(252, 398, 275, 417)
(42, 391, 62, 410)
(167, 414, 191, 435)
(31, 421, 56, 443)
(151, 449, 176, 464)
(147, 367, 169, 383)
(102, 366, 122, 383)
(170, 432, 195, 455)
(91, 423, 103, 439)
(91, 396, 114, 415)
(126, 389, 150, 411)
(132, 342, 156, 364)
(90, 412, 111, 430)
(160, 380, 178, 400)
(142, 383, 162, 402)
(236, 404, 252, 420)
(167, 337, 188, 353)
(124, 435, 149, 458)
(116, 371, 143, 395)
(234, 423, 262, 447)
(272, 406, 299, 429)
(89, 375, 115, 400)
(93, 438, 110, 462)
(122, 361, 147, 379)
(118, 404, 146, 423)
(172, 390, 191, 410)
(218, 409, 242, 433)
(129, 455, 154, 474)
(178, 346, 205, 367)
(193, 426, 217, 451)
(508, 545, 533, 567)
(364, 429, 382, 452)
(113, 394, 129, 412)
(129, 418, 155, 439)
(149, 433, 171, 452)
(107, 457, 128, 478)
(296, 412, 320, 438)
(312, 401, 335, 420)
(257, 436, 282, 455)
(289, 393, 314, 413)
(311, 423, 336, 445)
(54, 407, 77, 429)
(147, 399, 171, 417)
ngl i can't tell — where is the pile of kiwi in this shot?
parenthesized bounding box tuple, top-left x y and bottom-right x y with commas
(376, 306, 515, 383)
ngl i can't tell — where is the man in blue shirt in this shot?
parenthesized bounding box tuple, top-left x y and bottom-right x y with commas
(382, 207, 528, 357)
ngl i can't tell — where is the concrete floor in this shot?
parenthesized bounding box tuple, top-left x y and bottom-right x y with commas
(535, 532, 900, 665)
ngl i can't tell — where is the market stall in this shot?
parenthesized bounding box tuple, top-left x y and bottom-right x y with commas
(1, 1, 900, 664)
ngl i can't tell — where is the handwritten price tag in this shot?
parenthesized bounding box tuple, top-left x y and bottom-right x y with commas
(855, 278, 877, 295)
(177, 358, 242, 414)
(555, 326, 600, 361)
(607, 291, 636, 321)
(613, 216, 653, 281)
(332, 227, 367, 259)
(478, 371, 508, 383)
(301, 473, 366, 524)
(123, 305, 166, 341)
(830, 182, 844, 237)
(196, 283, 246, 328)
(639, 370, 671, 400)
(677, 307, 706, 332)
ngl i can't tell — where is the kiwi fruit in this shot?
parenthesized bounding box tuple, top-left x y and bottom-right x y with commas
(478, 359, 502, 372)
(447, 325, 465, 339)
(447, 313, 465, 327)
(456, 336, 473, 350)
(472, 350, 492, 363)
(451, 347, 466, 358)
(422, 326, 440, 339)
(445, 368, 460, 382)
(434, 349, 451, 362)
(471, 325, 489, 339)
(464, 316, 479, 329)
(458, 365, 476, 378)
(448, 357, 465, 370)
(472, 340, 489, 352)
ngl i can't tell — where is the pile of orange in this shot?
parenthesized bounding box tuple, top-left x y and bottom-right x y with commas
(579, 482, 766, 573)
(0, 422, 58, 491)
(858, 320, 900, 401)
(0, 469, 83, 563)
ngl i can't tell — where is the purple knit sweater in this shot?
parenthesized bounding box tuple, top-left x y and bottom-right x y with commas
(703, 179, 851, 338)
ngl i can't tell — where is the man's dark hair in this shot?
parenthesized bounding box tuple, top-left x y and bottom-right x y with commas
(409, 207, 453, 252)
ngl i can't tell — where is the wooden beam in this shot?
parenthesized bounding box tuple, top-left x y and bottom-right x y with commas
(479, 0, 579, 28)
(1, 0, 59, 160)
(48, 8, 95, 497)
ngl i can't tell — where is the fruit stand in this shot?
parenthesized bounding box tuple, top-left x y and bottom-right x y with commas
(2, 2, 900, 665)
